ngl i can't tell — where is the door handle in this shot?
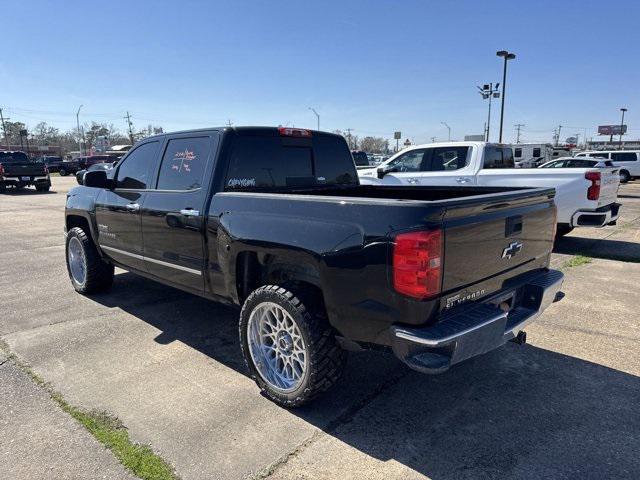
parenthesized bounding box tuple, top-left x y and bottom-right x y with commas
(456, 177, 471, 184)
(125, 203, 140, 212)
(180, 209, 200, 217)
(406, 178, 420, 184)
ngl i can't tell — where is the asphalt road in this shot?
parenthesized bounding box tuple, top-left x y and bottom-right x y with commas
(1, 177, 639, 479)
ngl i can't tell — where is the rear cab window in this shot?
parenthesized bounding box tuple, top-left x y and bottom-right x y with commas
(224, 132, 357, 190)
(0, 152, 29, 163)
(482, 146, 515, 169)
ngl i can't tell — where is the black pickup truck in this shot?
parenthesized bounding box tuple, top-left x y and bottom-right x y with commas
(65, 127, 563, 407)
(0, 151, 51, 192)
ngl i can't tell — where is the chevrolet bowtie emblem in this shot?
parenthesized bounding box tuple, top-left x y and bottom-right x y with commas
(502, 241, 523, 259)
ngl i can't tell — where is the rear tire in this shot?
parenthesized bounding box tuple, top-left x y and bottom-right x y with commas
(619, 170, 630, 183)
(239, 285, 346, 408)
(36, 184, 50, 192)
(555, 224, 574, 238)
(65, 227, 114, 294)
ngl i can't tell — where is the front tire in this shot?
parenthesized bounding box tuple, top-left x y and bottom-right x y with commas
(59, 168, 67, 176)
(65, 227, 114, 294)
(240, 285, 346, 408)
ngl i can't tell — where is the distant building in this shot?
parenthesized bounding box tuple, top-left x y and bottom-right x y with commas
(586, 139, 640, 150)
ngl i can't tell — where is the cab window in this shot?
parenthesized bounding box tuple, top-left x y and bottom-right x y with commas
(116, 141, 160, 189)
(483, 146, 515, 169)
(427, 146, 470, 171)
(387, 149, 426, 172)
(157, 137, 213, 190)
(611, 152, 638, 162)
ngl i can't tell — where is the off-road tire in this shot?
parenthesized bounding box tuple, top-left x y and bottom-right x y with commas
(239, 285, 347, 408)
(65, 226, 114, 294)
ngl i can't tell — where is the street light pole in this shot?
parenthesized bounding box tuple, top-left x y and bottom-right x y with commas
(496, 50, 516, 143)
(441, 122, 451, 141)
(619, 108, 627, 149)
(308, 107, 320, 131)
(76, 105, 83, 155)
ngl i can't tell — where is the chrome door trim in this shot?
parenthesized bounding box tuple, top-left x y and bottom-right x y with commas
(100, 245, 202, 275)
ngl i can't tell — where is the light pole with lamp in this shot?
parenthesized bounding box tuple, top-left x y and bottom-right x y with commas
(496, 50, 516, 143)
(76, 105, 83, 155)
(619, 108, 627, 149)
(308, 107, 320, 131)
(440, 122, 451, 141)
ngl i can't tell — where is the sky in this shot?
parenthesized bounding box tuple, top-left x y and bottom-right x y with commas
(2, 0, 639, 145)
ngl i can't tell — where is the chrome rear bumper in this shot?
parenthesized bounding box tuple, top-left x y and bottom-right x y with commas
(390, 269, 564, 374)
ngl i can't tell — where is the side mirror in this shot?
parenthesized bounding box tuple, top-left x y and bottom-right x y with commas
(377, 165, 396, 179)
(84, 170, 114, 189)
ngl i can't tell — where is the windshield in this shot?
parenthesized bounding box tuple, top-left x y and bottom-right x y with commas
(0, 152, 30, 163)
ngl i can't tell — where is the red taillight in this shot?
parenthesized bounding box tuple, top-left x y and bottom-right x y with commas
(393, 229, 442, 299)
(585, 171, 601, 200)
(278, 127, 312, 138)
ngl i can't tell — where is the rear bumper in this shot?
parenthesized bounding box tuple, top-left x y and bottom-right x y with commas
(571, 203, 621, 228)
(1, 175, 50, 186)
(390, 269, 564, 374)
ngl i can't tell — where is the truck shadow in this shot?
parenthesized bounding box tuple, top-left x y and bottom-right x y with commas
(90, 272, 640, 479)
(554, 235, 640, 262)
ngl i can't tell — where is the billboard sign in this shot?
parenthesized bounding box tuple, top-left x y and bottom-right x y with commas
(598, 125, 627, 135)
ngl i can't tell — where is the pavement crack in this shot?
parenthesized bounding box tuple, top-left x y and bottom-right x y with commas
(252, 365, 411, 479)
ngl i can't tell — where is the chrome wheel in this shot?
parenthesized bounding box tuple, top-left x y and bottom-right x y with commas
(68, 236, 86, 285)
(247, 302, 308, 393)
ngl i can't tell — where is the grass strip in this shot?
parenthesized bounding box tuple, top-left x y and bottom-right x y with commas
(0, 348, 179, 480)
(562, 255, 592, 269)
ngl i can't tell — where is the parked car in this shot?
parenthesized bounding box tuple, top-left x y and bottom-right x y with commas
(539, 157, 614, 169)
(0, 151, 51, 192)
(65, 127, 563, 407)
(35, 155, 65, 173)
(76, 162, 114, 185)
(574, 150, 640, 183)
(359, 141, 621, 237)
(76, 155, 118, 170)
(58, 159, 81, 176)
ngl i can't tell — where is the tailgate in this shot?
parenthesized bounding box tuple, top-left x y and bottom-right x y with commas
(441, 189, 555, 304)
(4, 163, 47, 176)
(596, 167, 620, 207)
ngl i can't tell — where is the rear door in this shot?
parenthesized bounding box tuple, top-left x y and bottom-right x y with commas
(95, 140, 161, 271)
(141, 132, 219, 292)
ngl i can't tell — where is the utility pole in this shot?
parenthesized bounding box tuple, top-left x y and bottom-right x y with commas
(76, 105, 83, 155)
(125, 111, 135, 145)
(0, 108, 10, 149)
(430, 137, 437, 143)
(226, 119, 233, 127)
(555, 125, 562, 146)
(514, 123, 525, 143)
(345, 128, 353, 149)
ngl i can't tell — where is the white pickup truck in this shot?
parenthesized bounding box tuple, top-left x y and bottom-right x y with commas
(359, 142, 621, 237)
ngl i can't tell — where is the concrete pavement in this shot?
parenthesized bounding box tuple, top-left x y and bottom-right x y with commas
(1, 177, 639, 479)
